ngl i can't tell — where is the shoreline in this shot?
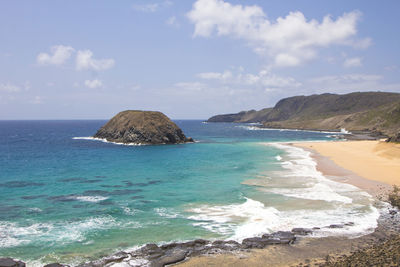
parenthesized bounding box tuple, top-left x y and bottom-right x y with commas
(294, 140, 400, 188)
(174, 140, 400, 266)
(294, 143, 393, 200)
(4, 140, 399, 266)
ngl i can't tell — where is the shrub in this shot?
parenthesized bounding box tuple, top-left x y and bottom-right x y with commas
(388, 185, 400, 209)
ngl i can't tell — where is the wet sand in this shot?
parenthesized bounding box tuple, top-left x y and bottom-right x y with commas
(176, 140, 400, 267)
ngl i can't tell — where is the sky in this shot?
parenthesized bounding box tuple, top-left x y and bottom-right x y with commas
(1, 0, 400, 119)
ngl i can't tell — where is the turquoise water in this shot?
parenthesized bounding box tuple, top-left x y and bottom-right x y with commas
(0, 121, 379, 265)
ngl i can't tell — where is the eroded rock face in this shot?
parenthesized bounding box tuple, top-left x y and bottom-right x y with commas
(94, 110, 194, 145)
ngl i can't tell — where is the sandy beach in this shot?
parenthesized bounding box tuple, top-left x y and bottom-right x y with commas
(177, 140, 400, 266)
(295, 140, 400, 187)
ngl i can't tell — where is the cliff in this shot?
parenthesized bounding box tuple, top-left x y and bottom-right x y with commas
(207, 92, 400, 137)
(94, 110, 193, 145)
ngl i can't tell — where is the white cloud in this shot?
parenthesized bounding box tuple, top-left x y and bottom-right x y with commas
(310, 74, 382, 84)
(384, 65, 399, 72)
(166, 16, 180, 27)
(30, 96, 43, 105)
(343, 57, 362, 68)
(197, 70, 233, 81)
(197, 68, 301, 89)
(187, 0, 369, 67)
(23, 81, 31, 91)
(0, 82, 21, 93)
(37, 45, 74, 65)
(174, 82, 206, 91)
(133, 3, 159, 12)
(306, 73, 400, 93)
(130, 84, 141, 91)
(76, 50, 115, 71)
(84, 79, 103, 89)
(132, 1, 172, 12)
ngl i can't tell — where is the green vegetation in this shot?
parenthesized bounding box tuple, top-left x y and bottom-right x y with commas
(389, 185, 400, 209)
(207, 92, 400, 139)
(323, 235, 400, 267)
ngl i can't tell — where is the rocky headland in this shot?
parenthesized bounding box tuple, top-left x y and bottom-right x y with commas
(207, 92, 400, 141)
(93, 110, 194, 145)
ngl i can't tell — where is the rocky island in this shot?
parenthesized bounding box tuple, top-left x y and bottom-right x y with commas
(94, 110, 194, 145)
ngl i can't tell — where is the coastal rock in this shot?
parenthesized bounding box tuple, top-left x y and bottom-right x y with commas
(211, 240, 240, 250)
(78, 251, 129, 267)
(43, 264, 69, 267)
(151, 249, 187, 267)
(93, 110, 194, 145)
(386, 132, 400, 143)
(291, 228, 313, 236)
(242, 232, 296, 248)
(82, 230, 299, 266)
(0, 258, 25, 267)
(328, 224, 344, 229)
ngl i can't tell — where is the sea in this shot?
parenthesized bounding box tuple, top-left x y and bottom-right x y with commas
(0, 120, 381, 266)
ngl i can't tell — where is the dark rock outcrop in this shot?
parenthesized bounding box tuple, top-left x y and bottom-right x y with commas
(78, 229, 302, 266)
(291, 227, 313, 235)
(94, 110, 194, 145)
(0, 258, 25, 267)
(43, 264, 69, 267)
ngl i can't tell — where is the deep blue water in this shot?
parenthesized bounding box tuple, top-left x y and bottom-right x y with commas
(0, 120, 377, 266)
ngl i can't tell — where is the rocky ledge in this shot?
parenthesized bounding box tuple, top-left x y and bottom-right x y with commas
(78, 230, 298, 267)
(3, 216, 399, 267)
(93, 110, 194, 145)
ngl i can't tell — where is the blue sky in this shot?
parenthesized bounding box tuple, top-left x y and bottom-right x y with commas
(1, 0, 400, 119)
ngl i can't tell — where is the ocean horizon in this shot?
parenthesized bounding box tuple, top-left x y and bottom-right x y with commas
(0, 120, 381, 266)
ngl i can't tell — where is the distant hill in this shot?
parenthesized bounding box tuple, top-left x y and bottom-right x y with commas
(207, 92, 400, 137)
(207, 108, 272, 123)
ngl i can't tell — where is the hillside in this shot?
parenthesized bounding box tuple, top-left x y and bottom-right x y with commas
(207, 108, 272, 123)
(207, 92, 400, 137)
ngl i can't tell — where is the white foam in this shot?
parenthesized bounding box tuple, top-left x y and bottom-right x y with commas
(154, 207, 180, 219)
(74, 195, 108, 203)
(72, 137, 144, 146)
(123, 207, 139, 216)
(275, 155, 282, 161)
(188, 143, 380, 241)
(188, 198, 380, 241)
(266, 143, 367, 203)
(237, 126, 344, 134)
(28, 207, 43, 212)
(341, 128, 352, 134)
(127, 258, 150, 267)
(0, 216, 120, 248)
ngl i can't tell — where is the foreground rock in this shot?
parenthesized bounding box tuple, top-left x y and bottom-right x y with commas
(77, 231, 299, 267)
(0, 258, 25, 267)
(94, 110, 194, 145)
